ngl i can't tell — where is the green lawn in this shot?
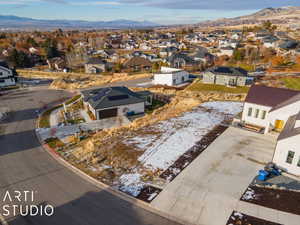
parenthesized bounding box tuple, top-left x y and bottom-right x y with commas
(187, 81, 249, 94)
(281, 78, 300, 90)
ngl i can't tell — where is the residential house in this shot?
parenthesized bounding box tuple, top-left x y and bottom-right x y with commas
(0, 61, 16, 88)
(189, 47, 215, 64)
(153, 67, 190, 86)
(203, 66, 253, 86)
(231, 33, 240, 40)
(81, 86, 151, 120)
(159, 47, 178, 58)
(47, 57, 67, 72)
(241, 85, 300, 134)
(219, 39, 238, 49)
(262, 36, 279, 48)
(278, 40, 299, 50)
(85, 58, 109, 74)
(140, 43, 152, 51)
(273, 112, 300, 176)
(217, 47, 235, 57)
(168, 53, 198, 69)
(123, 56, 152, 72)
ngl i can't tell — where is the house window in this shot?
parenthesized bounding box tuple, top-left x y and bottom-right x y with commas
(255, 109, 259, 118)
(261, 110, 267, 120)
(247, 107, 252, 117)
(286, 151, 295, 164)
(297, 157, 300, 167)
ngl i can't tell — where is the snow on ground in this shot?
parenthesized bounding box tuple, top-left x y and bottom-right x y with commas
(119, 173, 145, 197)
(119, 101, 243, 197)
(136, 101, 242, 170)
(242, 187, 256, 200)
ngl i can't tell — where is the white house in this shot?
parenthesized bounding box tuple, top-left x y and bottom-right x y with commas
(0, 61, 16, 88)
(273, 112, 300, 176)
(153, 67, 189, 86)
(241, 85, 300, 134)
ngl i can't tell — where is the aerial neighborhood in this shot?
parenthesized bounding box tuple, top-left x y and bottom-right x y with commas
(1, 4, 300, 225)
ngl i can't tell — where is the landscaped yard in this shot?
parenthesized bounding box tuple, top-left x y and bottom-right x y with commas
(187, 80, 250, 94)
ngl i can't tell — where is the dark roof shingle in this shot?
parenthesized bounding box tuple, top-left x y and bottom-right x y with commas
(82, 86, 145, 110)
(245, 85, 300, 109)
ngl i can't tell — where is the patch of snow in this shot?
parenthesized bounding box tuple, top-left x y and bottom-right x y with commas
(201, 101, 243, 115)
(125, 135, 158, 149)
(183, 162, 189, 168)
(242, 188, 256, 200)
(119, 173, 144, 197)
(234, 212, 244, 218)
(147, 192, 158, 201)
(135, 101, 243, 170)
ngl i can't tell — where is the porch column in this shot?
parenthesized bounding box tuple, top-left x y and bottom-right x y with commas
(264, 122, 270, 134)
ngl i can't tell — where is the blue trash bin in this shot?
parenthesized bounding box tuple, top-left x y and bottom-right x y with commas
(258, 170, 269, 181)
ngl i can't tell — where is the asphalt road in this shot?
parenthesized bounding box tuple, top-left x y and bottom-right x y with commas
(0, 87, 181, 225)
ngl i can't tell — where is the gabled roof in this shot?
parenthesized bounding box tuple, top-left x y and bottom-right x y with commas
(124, 56, 152, 67)
(245, 85, 300, 110)
(207, 66, 248, 77)
(168, 53, 196, 64)
(86, 57, 107, 65)
(278, 113, 300, 141)
(82, 86, 145, 110)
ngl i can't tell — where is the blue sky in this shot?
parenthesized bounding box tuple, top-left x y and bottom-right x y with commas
(0, 0, 300, 25)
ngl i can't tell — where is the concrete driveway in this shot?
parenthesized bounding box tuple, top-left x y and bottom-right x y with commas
(150, 127, 299, 225)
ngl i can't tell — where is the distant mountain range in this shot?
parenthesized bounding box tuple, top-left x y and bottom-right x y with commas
(0, 15, 159, 30)
(196, 6, 300, 28)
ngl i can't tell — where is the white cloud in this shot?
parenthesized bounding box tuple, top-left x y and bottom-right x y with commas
(120, 0, 300, 10)
(0, 0, 66, 4)
(71, 1, 121, 6)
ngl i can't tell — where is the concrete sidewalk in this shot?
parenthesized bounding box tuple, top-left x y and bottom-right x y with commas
(151, 127, 300, 225)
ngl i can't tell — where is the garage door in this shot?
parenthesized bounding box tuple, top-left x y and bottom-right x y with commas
(98, 108, 118, 119)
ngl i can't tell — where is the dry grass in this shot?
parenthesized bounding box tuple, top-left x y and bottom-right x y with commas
(17, 69, 152, 90)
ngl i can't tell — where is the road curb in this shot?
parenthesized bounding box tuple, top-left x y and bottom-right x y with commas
(35, 101, 196, 225)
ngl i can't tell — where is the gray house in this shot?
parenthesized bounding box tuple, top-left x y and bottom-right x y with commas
(81, 87, 152, 120)
(202, 66, 253, 86)
(85, 58, 108, 74)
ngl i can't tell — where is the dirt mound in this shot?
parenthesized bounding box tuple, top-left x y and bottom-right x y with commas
(18, 69, 152, 90)
(50, 73, 151, 90)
